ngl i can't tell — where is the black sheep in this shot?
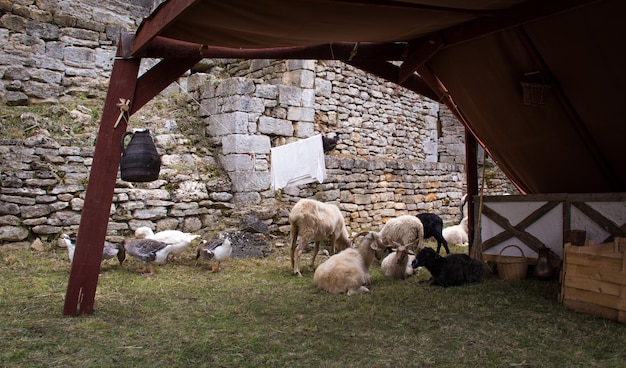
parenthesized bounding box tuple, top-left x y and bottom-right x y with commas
(417, 213, 450, 254)
(412, 247, 483, 287)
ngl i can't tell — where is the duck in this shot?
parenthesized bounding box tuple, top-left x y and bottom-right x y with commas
(134, 226, 201, 260)
(60, 233, 125, 265)
(196, 233, 233, 272)
(123, 238, 171, 274)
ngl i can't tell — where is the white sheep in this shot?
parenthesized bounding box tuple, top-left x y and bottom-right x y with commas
(289, 198, 351, 277)
(313, 231, 389, 295)
(379, 215, 424, 252)
(380, 242, 417, 279)
(442, 217, 469, 246)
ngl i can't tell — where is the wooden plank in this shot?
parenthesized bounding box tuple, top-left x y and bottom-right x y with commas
(566, 264, 626, 286)
(562, 298, 619, 321)
(565, 250, 622, 264)
(482, 193, 626, 203)
(562, 287, 626, 312)
(564, 241, 623, 256)
(563, 274, 622, 296)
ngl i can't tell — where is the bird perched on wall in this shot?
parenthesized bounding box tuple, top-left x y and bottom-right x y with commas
(322, 134, 339, 153)
(196, 233, 233, 272)
(60, 233, 125, 265)
(123, 238, 171, 274)
(134, 227, 201, 260)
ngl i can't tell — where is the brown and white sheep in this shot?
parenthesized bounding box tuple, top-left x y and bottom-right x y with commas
(379, 215, 424, 252)
(313, 231, 389, 295)
(289, 198, 351, 277)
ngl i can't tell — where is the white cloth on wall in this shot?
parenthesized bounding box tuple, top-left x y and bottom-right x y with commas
(270, 134, 326, 190)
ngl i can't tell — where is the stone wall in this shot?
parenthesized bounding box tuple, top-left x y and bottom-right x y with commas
(0, 0, 150, 104)
(0, 123, 233, 246)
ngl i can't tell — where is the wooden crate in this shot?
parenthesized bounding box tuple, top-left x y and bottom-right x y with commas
(559, 238, 626, 323)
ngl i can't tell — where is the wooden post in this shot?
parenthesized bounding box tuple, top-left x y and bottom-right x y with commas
(63, 43, 141, 315)
(62, 31, 202, 315)
(465, 130, 479, 251)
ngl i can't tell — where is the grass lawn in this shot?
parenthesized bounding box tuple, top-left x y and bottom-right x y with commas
(1, 240, 624, 368)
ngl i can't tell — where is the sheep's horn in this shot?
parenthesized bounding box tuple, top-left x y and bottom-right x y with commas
(350, 231, 373, 247)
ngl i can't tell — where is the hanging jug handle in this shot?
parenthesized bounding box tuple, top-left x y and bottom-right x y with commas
(121, 131, 134, 155)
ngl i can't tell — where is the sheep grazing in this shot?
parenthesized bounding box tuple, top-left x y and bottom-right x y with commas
(380, 242, 416, 279)
(411, 247, 483, 287)
(417, 213, 449, 254)
(442, 217, 469, 246)
(289, 198, 351, 277)
(379, 215, 424, 252)
(314, 231, 389, 295)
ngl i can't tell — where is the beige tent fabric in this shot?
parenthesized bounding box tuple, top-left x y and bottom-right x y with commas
(135, 0, 626, 194)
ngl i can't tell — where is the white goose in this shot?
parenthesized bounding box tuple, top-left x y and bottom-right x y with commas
(196, 233, 233, 272)
(59, 233, 125, 265)
(134, 227, 201, 259)
(123, 238, 171, 274)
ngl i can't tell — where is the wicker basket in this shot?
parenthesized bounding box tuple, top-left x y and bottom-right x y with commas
(496, 244, 528, 280)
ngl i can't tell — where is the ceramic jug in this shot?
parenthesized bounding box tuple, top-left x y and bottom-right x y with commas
(533, 247, 555, 281)
(120, 129, 161, 182)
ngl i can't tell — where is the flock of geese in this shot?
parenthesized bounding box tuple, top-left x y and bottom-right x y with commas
(59, 227, 233, 274)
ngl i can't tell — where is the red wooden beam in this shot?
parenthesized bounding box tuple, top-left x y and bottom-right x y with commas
(132, 0, 200, 56)
(398, 34, 444, 84)
(63, 42, 141, 315)
(131, 57, 203, 114)
(134, 36, 406, 61)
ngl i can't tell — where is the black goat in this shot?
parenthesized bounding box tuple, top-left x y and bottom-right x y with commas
(416, 213, 449, 254)
(411, 247, 483, 287)
(322, 134, 339, 153)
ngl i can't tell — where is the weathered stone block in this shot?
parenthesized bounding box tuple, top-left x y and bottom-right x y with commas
(222, 134, 270, 155)
(258, 116, 293, 136)
(220, 154, 255, 172)
(216, 77, 255, 96)
(220, 95, 265, 114)
(294, 122, 314, 138)
(282, 70, 315, 88)
(229, 171, 270, 192)
(232, 191, 262, 206)
(315, 78, 332, 97)
(63, 46, 95, 66)
(288, 107, 315, 122)
(255, 84, 278, 99)
(0, 225, 29, 241)
(208, 112, 250, 136)
(278, 85, 301, 106)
